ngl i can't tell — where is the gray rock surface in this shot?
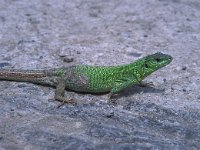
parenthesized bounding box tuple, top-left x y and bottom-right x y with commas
(0, 0, 200, 149)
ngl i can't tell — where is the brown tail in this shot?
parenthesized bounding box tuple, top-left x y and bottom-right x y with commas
(0, 69, 47, 81)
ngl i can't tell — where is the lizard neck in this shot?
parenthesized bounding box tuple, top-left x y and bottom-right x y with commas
(122, 61, 147, 81)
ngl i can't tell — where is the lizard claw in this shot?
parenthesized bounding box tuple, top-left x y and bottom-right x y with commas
(48, 95, 77, 108)
(107, 93, 117, 105)
(139, 81, 154, 87)
(57, 98, 77, 108)
(48, 96, 55, 102)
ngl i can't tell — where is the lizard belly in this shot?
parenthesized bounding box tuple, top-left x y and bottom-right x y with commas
(65, 80, 112, 93)
(65, 72, 112, 93)
(64, 65, 114, 93)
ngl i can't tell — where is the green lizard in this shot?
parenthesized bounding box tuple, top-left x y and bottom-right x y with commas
(0, 52, 172, 104)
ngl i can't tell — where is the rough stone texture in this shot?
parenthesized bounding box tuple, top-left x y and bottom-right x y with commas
(0, 0, 200, 149)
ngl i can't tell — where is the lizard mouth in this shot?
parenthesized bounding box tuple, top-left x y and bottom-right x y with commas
(166, 55, 173, 63)
(167, 55, 173, 61)
(159, 53, 173, 66)
(162, 57, 173, 67)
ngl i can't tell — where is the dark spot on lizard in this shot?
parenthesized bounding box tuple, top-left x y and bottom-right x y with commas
(65, 66, 89, 91)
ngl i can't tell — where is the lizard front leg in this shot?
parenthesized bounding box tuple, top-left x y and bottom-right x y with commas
(55, 79, 76, 106)
(139, 81, 154, 87)
(108, 77, 138, 102)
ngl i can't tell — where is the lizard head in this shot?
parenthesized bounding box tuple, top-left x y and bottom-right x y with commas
(136, 52, 173, 78)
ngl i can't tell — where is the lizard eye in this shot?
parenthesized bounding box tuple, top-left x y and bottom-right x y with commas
(155, 58, 162, 62)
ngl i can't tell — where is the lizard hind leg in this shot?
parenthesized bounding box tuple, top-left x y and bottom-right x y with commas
(55, 79, 76, 107)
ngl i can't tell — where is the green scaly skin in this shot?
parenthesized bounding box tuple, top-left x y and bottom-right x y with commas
(0, 52, 172, 104)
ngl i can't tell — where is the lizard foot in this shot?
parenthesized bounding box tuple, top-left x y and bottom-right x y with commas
(57, 100, 76, 108)
(139, 81, 154, 87)
(48, 96, 56, 102)
(107, 93, 117, 105)
(55, 96, 77, 108)
(48, 96, 76, 104)
(48, 97, 77, 108)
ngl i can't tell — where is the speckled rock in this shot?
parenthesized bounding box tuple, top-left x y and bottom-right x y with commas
(1, 0, 200, 149)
